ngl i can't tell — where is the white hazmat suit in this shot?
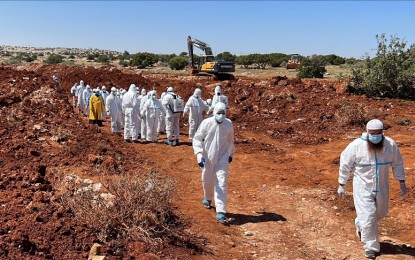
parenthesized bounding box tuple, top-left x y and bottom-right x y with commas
(70, 83, 78, 107)
(192, 102, 235, 219)
(184, 88, 208, 140)
(207, 86, 229, 115)
(162, 87, 182, 145)
(141, 91, 166, 142)
(83, 85, 93, 117)
(338, 120, 405, 253)
(157, 92, 167, 134)
(76, 80, 86, 115)
(105, 87, 122, 134)
(101, 86, 109, 121)
(122, 84, 140, 141)
(139, 89, 148, 140)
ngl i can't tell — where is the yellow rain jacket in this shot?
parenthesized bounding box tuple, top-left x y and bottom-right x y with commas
(89, 94, 105, 121)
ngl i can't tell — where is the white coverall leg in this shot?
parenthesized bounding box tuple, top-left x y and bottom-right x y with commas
(165, 115, 174, 141)
(172, 113, 181, 140)
(157, 113, 166, 133)
(141, 116, 147, 140)
(202, 161, 228, 213)
(115, 109, 122, 133)
(146, 114, 158, 141)
(124, 108, 133, 140)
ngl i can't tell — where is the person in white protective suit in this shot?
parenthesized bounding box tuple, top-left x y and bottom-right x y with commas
(76, 80, 86, 115)
(83, 85, 93, 117)
(183, 88, 209, 140)
(132, 86, 142, 140)
(101, 86, 109, 121)
(119, 88, 127, 127)
(105, 87, 122, 134)
(162, 86, 183, 146)
(122, 84, 140, 143)
(141, 90, 166, 142)
(192, 102, 235, 224)
(139, 88, 149, 141)
(70, 83, 78, 107)
(207, 86, 229, 115)
(157, 92, 167, 135)
(337, 119, 407, 259)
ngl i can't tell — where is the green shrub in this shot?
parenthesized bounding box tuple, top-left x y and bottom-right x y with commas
(297, 56, 326, 78)
(87, 53, 95, 61)
(6, 57, 22, 65)
(120, 60, 129, 67)
(44, 54, 64, 64)
(97, 54, 110, 64)
(350, 34, 415, 99)
(168, 56, 188, 70)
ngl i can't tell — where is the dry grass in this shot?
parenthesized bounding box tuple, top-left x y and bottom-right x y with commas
(334, 103, 369, 127)
(58, 167, 192, 246)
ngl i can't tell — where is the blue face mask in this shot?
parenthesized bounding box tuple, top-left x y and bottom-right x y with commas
(368, 134, 383, 144)
(215, 114, 224, 123)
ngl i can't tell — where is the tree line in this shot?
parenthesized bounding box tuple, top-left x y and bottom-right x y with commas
(2, 34, 414, 99)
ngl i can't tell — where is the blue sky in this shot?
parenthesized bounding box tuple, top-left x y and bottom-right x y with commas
(0, 1, 414, 58)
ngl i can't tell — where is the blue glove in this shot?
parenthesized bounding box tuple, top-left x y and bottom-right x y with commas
(198, 157, 205, 168)
(228, 155, 233, 163)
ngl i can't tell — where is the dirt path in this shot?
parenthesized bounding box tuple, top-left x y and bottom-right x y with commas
(105, 124, 415, 259)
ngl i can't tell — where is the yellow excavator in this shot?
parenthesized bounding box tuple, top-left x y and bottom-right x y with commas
(187, 36, 235, 80)
(286, 54, 300, 69)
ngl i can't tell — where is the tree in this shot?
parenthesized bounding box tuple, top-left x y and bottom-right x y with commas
(129, 52, 158, 69)
(324, 54, 346, 65)
(216, 52, 236, 62)
(97, 54, 110, 64)
(269, 53, 290, 67)
(350, 34, 415, 99)
(179, 52, 188, 57)
(158, 54, 177, 63)
(168, 57, 188, 70)
(297, 55, 326, 78)
(249, 53, 270, 69)
(44, 54, 64, 64)
(235, 55, 253, 69)
(118, 51, 131, 61)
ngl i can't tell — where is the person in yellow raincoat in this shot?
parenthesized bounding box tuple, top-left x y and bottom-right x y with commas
(89, 89, 105, 126)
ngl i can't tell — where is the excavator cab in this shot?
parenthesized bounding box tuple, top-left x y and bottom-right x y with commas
(286, 54, 300, 69)
(198, 55, 216, 71)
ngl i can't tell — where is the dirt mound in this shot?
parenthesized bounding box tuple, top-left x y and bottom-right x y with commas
(0, 65, 166, 258)
(1, 64, 414, 259)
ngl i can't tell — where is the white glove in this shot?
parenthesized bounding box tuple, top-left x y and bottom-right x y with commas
(196, 153, 206, 168)
(337, 185, 345, 197)
(196, 153, 203, 164)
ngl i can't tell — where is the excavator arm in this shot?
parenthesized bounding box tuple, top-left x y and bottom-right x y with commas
(187, 36, 213, 68)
